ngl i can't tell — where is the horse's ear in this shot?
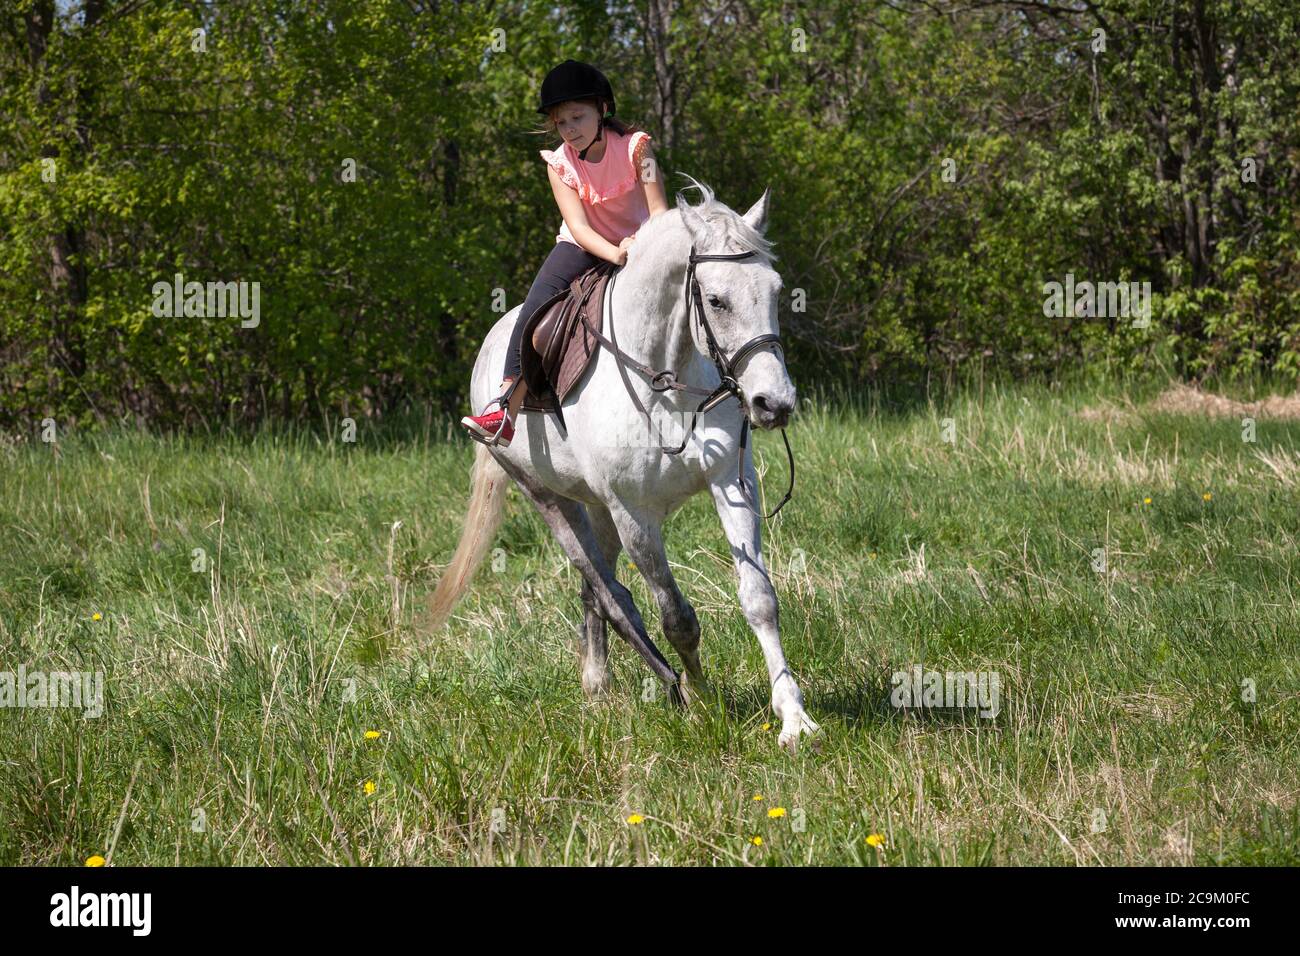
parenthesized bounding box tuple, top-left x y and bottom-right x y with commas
(742, 187, 771, 234)
(676, 191, 709, 243)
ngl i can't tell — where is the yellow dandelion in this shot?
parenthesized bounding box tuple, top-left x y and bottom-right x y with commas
(870, 552, 877, 560)
(1143, 497, 1152, 505)
(626, 813, 644, 825)
(364, 730, 382, 740)
(761, 722, 771, 731)
(768, 807, 786, 819)
(91, 612, 102, 621)
(85, 854, 106, 867)
(1202, 492, 1212, 501)
(866, 833, 886, 848)
(752, 794, 764, 802)
(751, 836, 763, 846)
(363, 780, 376, 795)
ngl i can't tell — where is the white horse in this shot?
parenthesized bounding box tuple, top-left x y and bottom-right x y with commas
(425, 180, 820, 753)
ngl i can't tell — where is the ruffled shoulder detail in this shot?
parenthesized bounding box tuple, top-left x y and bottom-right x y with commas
(541, 131, 655, 205)
(540, 147, 582, 193)
(628, 130, 652, 169)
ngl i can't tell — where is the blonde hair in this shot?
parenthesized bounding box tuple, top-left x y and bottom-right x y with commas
(533, 96, 643, 147)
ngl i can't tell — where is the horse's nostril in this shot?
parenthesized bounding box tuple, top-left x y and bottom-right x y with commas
(753, 393, 791, 419)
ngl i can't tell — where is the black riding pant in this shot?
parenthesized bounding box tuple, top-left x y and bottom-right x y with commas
(505, 240, 602, 380)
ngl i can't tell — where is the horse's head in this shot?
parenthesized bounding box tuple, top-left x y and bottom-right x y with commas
(675, 182, 794, 430)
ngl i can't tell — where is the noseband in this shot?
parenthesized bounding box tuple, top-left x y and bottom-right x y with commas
(579, 245, 795, 519)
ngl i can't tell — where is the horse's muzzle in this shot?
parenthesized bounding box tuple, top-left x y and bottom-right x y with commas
(748, 391, 794, 429)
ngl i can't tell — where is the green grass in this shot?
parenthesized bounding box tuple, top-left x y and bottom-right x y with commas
(2, 371, 1298, 865)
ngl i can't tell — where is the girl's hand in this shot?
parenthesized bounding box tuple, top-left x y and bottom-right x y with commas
(615, 236, 635, 265)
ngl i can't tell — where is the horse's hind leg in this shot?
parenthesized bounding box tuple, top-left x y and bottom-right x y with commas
(493, 461, 681, 697)
(605, 501, 707, 703)
(579, 504, 622, 697)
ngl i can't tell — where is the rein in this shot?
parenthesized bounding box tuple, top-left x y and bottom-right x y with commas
(579, 245, 795, 519)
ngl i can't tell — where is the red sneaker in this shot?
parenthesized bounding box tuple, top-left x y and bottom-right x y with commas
(461, 404, 514, 447)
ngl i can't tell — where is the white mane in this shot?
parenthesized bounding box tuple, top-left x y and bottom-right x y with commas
(632, 174, 778, 268)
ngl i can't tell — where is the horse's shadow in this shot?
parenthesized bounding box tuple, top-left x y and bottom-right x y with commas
(692, 673, 1003, 733)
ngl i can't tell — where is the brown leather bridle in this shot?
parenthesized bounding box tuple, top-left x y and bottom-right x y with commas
(579, 246, 795, 519)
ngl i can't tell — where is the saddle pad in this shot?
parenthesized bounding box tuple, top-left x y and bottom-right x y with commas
(519, 262, 617, 415)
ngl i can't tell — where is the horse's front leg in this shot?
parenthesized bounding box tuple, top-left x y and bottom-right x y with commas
(709, 458, 820, 754)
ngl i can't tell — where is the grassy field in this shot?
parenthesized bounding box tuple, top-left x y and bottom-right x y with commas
(2, 371, 1298, 866)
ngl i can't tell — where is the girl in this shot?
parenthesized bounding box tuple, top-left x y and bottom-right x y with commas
(461, 59, 669, 446)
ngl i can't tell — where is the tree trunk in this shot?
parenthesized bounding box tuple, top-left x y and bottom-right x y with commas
(643, 0, 679, 152)
(27, 0, 104, 390)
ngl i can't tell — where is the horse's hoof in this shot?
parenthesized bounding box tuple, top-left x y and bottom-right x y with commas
(666, 681, 688, 710)
(778, 713, 822, 755)
(678, 672, 711, 708)
(581, 669, 611, 699)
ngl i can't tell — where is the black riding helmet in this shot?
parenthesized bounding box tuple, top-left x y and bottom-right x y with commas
(537, 59, 616, 161)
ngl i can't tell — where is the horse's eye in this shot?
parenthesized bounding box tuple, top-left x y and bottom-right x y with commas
(707, 295, 726, 310)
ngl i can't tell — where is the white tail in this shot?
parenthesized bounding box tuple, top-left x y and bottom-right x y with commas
(421, 442, 511, 634)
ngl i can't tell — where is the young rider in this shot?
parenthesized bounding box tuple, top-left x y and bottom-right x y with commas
(461, 59, 669, 446)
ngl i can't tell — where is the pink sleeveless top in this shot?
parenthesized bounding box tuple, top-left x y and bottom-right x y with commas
(540, 128, 653, 247)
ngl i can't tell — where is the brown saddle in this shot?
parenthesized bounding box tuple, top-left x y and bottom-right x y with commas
(518, 261, 618, 423)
